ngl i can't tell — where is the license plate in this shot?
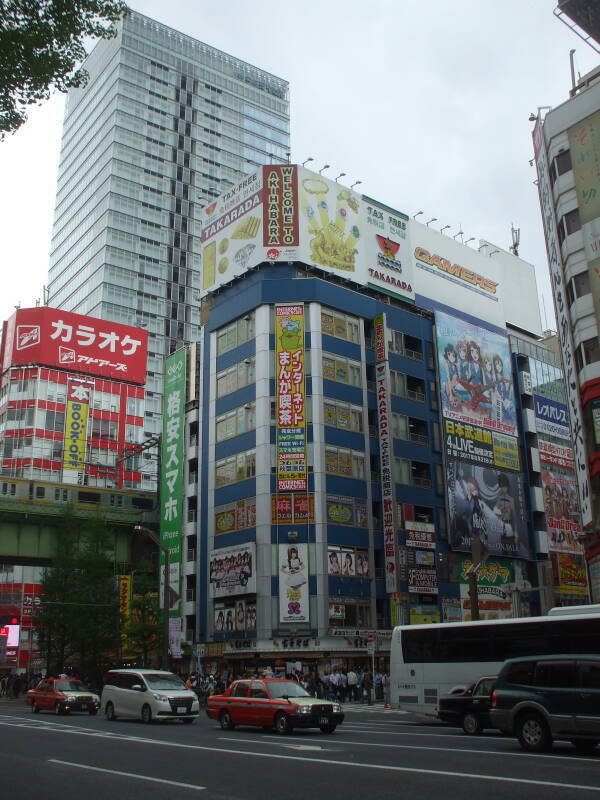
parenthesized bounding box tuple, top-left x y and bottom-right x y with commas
(177, 706, 187, 713)
(319, 716, 329, 725)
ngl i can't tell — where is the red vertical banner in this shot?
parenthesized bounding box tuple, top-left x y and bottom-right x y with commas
(263, 166, 299, 248)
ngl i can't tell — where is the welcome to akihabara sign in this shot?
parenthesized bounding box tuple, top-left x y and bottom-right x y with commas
(199, 164, 414, 303)
(2, 307, 148, 385)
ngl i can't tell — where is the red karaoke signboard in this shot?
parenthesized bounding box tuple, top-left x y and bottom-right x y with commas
(2, 307, 148, 385)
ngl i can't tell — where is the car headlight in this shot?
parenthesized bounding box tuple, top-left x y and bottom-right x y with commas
(65, 696, 77, 702)
(152, 693, 169, 702)
(332, 704, 342, 713)
(92, 696, 100, 703)
(297, 705, 312, 714)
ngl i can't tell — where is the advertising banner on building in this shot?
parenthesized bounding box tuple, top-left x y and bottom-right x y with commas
(446, 459, 530, 559)
(271, 493, 314, 524)
(444, 419, 520, 471)
(279, 543, 309, 623)
(533, 119, 591, 526)
(569, 110, 600, 337)
(362, 197, 414, 301)
(275, 304, 306, 491)
(455, 553, 514, 620)
(62, 379, 92, 485)
(533, 394, 571, 441)
(436, 310, 517, 436)
(413, 231, 504, 328)
(198, 165, 416, 303)
(408, 566, 438, 594)
(118, 575, 132, 625)
(327, 547, 369, 577)
(538, 438, 575, 471)
(551, 551, 589, 597)
(374, 313, 399, 594)
(160, 349, 186, 618)
(3, 307, 148, 384)
(326, 495, 367, 527)
(209, 543, 256, 599)
(541, 469, 583, 553)
(405, 521, 436, 550)
(409, 605, 441, 625)
(215, 498, 257, 535)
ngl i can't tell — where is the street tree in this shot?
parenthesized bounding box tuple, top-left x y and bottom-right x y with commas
(33, 509, 119, 678)
(1, 0, 128, 138)
(121, 560, 162, 667)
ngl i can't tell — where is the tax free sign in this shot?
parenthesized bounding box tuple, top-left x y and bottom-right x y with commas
(160, 349, 187, 629)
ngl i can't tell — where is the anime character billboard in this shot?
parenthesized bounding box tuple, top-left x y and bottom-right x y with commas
(447, 459, 530, 559)
(436, 310, 517, 437)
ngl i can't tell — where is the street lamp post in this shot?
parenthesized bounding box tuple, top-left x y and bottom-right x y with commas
(134, 525, 170, 669)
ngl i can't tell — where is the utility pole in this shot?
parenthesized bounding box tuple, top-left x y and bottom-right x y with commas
(134, 525, 170, 669)
(467, 535, 488, 621)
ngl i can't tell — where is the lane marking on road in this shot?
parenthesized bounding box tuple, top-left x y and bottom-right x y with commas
(221, 737, 324, 751)
(1, 718, 598, 790)
(48, 749, 600, 792)
(49, 759, 206, 791)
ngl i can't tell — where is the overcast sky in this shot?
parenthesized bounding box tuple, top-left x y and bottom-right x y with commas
(1, 0, 597, 329)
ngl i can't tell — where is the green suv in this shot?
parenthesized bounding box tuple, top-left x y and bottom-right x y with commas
(490, 654, 600, 753)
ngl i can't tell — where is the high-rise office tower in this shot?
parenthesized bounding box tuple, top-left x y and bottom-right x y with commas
(47, 11, 290, 471)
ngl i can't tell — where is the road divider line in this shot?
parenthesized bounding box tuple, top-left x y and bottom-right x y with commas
(49, 759, 205, 791)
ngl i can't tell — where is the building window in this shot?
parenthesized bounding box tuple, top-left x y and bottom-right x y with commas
(322, 354, 362, 387)
(325, 446, 365, 478)
(550, 149, 572, 185)
(328, 599, 371, 628)
(558, 208, 581, 245)
(579, 337, 600, 368)
(323, 400, 363, 433)
(215, 403, 256, 441)
(321, 309, 360, 344)
(216, 357, 255, 398)
(215, 449, 256, 487)
(216, 312, 255, 355)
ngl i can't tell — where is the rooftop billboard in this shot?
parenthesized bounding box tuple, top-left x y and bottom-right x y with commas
(2, 307, 148, 385)
(199, 165, 414, 303)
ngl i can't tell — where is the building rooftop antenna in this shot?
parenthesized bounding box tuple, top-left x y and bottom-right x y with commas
(510, 223, 520, 257)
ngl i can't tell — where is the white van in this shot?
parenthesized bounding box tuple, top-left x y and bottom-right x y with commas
(101, 669, 199, 723)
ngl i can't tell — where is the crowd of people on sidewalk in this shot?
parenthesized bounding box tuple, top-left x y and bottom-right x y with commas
(0, 673, 42, 699)
(179, 667, 390, 706)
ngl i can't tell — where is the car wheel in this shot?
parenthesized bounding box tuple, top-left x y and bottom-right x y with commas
(275, 712, 292, 735)
(319, 723, 337, 734)
(572, 740, 598, 755)
(182, 718, 195, 725)
(462, 713, 482, 735)
(31, 701, 39, 714)
(54, 703, 63, 715)
(105, 702, 117, 721)
(141, 705, 153, 724)
(219, 710, 235, 731)
(516, 712, 552, 752)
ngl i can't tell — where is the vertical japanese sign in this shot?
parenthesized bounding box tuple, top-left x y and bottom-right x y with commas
(533, 120, 591, 526)
(374, 313, 399, 593)
(263, 165, 299, 248)
(275, 304, 306, 491)
(62, 379, 92, 485)
(160, 349, 187, 622)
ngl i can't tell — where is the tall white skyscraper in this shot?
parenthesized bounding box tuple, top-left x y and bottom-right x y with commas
(47, 11, 290, 462)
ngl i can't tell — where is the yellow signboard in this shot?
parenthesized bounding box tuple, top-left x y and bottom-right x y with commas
(62, 381, 91, 484)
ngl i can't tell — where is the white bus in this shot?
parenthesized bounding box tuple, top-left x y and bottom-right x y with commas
(390, 611, 600, 715)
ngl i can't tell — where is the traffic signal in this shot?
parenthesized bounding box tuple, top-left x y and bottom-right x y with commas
(0, 614, 19, 626)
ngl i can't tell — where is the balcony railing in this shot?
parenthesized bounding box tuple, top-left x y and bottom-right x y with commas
(406, 389, 426, 403)
(409, 432, 429, 446)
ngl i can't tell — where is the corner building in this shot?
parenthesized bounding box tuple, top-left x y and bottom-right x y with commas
(47, 10, 289, 457)
(531, 65, 600, 598)
(168, 165, 583, 675)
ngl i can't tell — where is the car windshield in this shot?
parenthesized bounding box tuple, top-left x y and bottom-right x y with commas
(55, 681, 86, 692)
(268, 681, 310, 699)
(143, 673, 186, 690)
